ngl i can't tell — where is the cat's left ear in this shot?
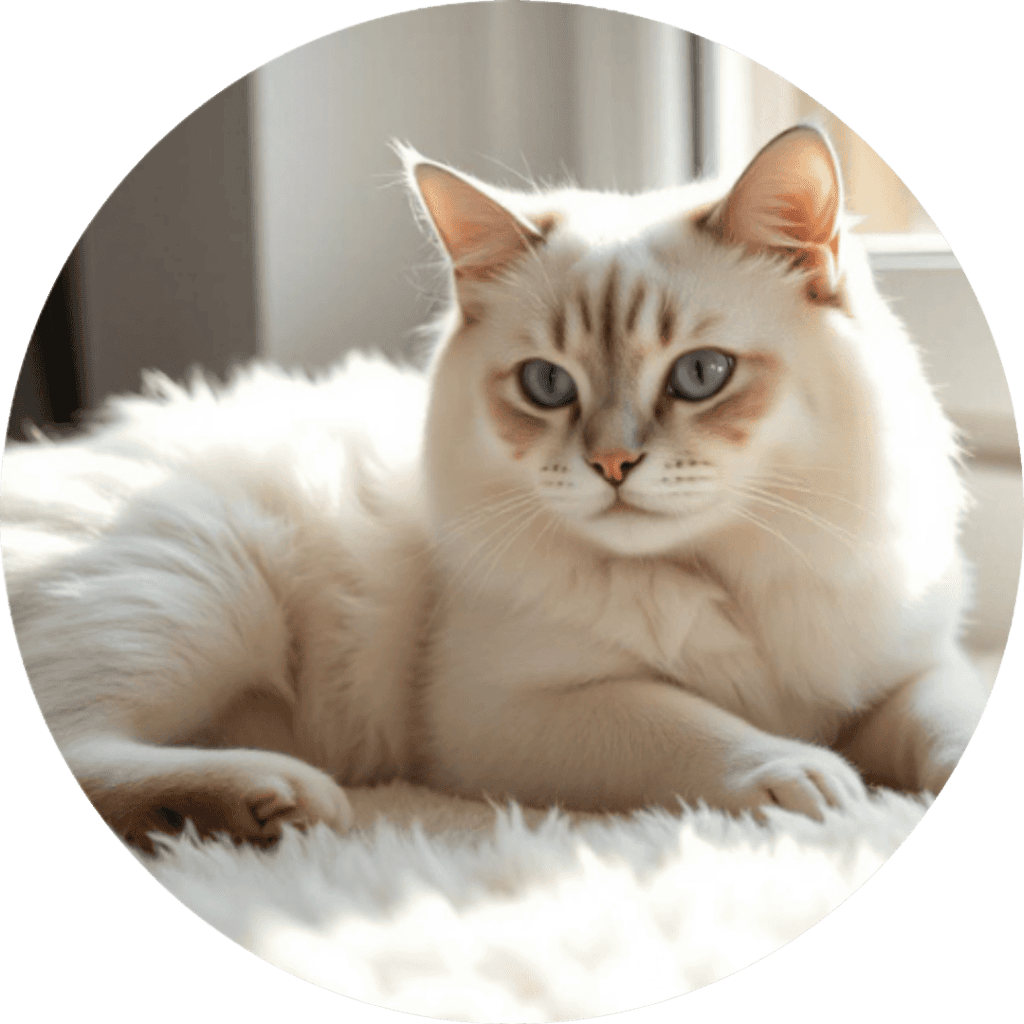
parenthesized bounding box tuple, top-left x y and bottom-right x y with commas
(399, 146, 543, 282)
(705, 125, 843, 302)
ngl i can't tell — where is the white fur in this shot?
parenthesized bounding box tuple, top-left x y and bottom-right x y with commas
(1, 130, 989, 844)
(140, 780, 933, 1022)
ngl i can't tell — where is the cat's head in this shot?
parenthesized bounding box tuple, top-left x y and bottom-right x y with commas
(405, 127, 880, 559)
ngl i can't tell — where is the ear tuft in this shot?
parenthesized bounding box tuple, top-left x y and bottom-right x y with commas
(707, 125, 844, 300)
(400, 150, 543, 281)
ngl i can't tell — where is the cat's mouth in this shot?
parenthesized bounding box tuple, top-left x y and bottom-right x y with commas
(601, 496, 660, 518)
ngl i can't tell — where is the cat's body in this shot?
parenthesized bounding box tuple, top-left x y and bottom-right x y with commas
(2, 127, 988, 850)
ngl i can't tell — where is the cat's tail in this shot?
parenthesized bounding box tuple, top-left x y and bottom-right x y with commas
(63, 733, 353, 853)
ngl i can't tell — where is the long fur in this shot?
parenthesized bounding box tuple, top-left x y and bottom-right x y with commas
(1, 127, 988, 850)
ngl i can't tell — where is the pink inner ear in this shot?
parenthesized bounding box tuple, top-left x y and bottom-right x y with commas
(414, 163, 541, 280)
(719, 127, 842, 267)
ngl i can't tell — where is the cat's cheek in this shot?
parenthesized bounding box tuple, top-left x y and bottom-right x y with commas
(692, 354, 784, 448)
(483, 379, 547, 461)
(540, 487, 604, 524)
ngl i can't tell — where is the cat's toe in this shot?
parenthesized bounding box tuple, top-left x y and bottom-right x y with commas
(281, 770, 354, 833)
(121, 756, 354, 851)
(245, 781, 306, 844)
(247, 769, 353, 843)
(761, 775, 830, 821)
(727, 744, 867, 821)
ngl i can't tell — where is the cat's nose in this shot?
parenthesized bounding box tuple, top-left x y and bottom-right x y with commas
(588, 449, 645, 484)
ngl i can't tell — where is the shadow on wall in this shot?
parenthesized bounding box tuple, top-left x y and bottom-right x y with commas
(8, 254, 85, 440)
(9, 3, 704, 435)
(9, 75, 258, 440)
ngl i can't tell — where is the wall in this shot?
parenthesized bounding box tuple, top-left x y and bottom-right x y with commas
(251, 2, 693, 370)
(78, 78, 257, 406)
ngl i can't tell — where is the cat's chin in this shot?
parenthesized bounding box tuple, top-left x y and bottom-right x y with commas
(567, 501, 721, 557)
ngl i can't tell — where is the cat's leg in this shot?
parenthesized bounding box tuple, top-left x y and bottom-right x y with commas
(11, 480, 354, 849)
(66, 734, 352, 854)
(837, 645, 989, 794)
(427, 677, 867, 820)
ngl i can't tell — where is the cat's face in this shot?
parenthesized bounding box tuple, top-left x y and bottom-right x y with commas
(468, 242, 819, 555)
(412, 128, 857, 557)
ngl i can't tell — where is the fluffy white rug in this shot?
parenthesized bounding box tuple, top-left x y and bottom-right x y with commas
(139, 780, 927, 1022)
(132, 653, 1003, 1023)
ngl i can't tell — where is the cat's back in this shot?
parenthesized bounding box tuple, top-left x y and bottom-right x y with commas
(2, 352, 430, 584)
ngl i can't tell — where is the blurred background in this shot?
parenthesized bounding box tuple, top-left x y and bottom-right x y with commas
(7, 1, 1019, 659)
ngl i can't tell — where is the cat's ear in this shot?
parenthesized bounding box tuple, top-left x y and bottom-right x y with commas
(399, 145, 543, 281)
(705, 125, 843, 301)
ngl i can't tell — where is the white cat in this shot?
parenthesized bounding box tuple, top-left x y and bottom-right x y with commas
(1, 126, 989, 851)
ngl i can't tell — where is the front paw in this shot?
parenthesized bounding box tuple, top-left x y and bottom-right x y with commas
(917, 737, 970, 796)
(236, 764, 354, 842)
(93, 754, 354, 853)
(721, 740, 868, 821)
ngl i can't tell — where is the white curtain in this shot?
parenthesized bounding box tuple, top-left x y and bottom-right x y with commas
(252, 2, 695, 369)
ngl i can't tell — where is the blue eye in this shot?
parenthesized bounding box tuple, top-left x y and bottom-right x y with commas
(668, 349, 734, 401)
(520, 359, 578, 408)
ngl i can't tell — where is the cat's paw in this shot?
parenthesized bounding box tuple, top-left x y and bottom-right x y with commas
(917, 716, 978, 794)
(230, 761, 355, 844)
(917, 739, 970, 796)
(103, 754, 354, 852)
(721, 741, 867, 821)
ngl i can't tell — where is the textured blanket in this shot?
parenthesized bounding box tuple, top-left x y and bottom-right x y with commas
(127, 653, 1006, 1022)
(139, 780, 928, 1022)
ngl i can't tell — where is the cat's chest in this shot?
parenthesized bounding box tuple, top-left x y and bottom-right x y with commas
(439, 563, 767, 694)
(441, 560, 873, 739)
(573, 563, 771, 692)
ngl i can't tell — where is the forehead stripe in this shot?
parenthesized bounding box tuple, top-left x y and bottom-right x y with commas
(625, 282, 646, 334)
(691, 314, 721, 340)
(551, 305, 566, 352)
(577, 292, 592, 335)
(600, 262, 619, 356)
(658, 294, 676, 347)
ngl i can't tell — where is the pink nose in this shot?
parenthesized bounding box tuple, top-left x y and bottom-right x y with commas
(589, 448, 644, 484)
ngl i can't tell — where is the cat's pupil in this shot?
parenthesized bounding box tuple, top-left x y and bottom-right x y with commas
(520, 359, 578, 408)
(668, 349, 733, 402)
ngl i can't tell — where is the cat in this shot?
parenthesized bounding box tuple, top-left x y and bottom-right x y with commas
(1, 125, 990, 853)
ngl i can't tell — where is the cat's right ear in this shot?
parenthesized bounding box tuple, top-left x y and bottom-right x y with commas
(703, 125, 844, 302)
(397, 144, 543, 282)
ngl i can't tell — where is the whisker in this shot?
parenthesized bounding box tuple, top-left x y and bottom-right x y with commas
(737, 485, 859, 548)
(438, 484, 530, 524)
(438, 499, 532, 545)
(472, 506, 547, 598)
(436, 491, 538, 544)
(514, 506, 562, 580)
(440, 499, 537, 575)
(753, 475, 874, 516)
(764, 463, 851, 479)
(448, 507, 540, 602)
(436, 496, 544, 609)
(730, 504, 818, 572)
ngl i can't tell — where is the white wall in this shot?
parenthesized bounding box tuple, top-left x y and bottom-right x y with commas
(874, 265, 1017, 460)
(251, 2, 693, 370)
(249, 5, 1020, 656)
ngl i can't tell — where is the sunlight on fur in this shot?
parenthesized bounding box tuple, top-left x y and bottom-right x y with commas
(2, 126, 988, 854)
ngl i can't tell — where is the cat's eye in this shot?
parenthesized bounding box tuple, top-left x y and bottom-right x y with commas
(519, 359, 578, 408)
(668, 349, 734, 401)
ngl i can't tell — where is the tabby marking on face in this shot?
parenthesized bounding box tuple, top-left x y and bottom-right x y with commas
(2, 126, 987, 852)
